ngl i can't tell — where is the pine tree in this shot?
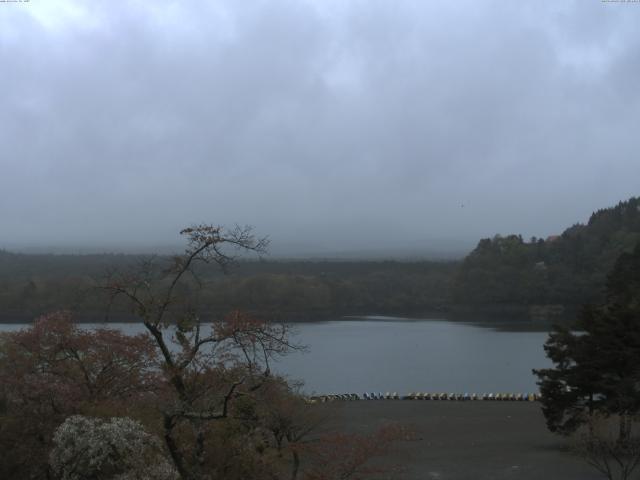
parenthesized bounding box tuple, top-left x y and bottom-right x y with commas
(534, 243, 640, 439)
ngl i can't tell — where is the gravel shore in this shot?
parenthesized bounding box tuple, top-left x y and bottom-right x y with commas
(330, 401, 601, 480)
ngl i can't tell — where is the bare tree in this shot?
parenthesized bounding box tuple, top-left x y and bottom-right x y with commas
(102, 224, 300, 480)
(574, 414, 640, 480)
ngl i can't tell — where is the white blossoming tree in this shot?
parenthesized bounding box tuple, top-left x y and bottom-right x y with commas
(49, 415, 179, 480)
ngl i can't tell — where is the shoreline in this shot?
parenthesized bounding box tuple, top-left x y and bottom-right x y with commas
(0, 308, 560, 324)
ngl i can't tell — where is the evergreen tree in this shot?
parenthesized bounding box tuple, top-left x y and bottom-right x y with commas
(534, 243, 640, 439)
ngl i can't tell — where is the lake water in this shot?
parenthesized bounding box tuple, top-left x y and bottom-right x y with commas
(0, 317, 551, 395)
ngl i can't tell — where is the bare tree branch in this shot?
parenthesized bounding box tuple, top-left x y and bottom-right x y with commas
(96, 224, 297, 480)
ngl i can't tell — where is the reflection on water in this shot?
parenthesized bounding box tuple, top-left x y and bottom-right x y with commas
(0, 317, 550, 394)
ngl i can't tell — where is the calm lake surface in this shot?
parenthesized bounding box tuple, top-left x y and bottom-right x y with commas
(0, 317, 551, 395)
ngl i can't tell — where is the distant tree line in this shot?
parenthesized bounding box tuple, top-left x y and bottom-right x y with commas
(0, 251, 455, 322)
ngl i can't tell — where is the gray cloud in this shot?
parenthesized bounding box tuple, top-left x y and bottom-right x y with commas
(1, 0, 639, 255)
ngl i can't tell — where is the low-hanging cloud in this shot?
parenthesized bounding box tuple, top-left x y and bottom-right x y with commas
(1, 0, 639, 255)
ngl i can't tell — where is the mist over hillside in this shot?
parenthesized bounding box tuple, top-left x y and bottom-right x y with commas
(4, 237, 475, 260)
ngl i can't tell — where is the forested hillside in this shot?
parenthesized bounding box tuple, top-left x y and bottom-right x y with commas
(452, 197, 640, 309)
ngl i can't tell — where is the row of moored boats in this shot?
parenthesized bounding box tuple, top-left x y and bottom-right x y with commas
(308, 392, 540, 402)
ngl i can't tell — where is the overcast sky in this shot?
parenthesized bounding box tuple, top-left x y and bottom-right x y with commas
(1, 0, 639, 256)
